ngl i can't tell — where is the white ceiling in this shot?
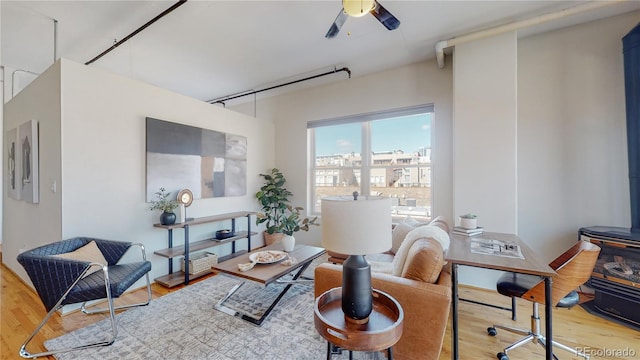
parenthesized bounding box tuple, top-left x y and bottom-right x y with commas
(2, 1, 639, 104)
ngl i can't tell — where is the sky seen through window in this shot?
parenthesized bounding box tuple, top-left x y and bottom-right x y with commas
(315, 114, 431, 156)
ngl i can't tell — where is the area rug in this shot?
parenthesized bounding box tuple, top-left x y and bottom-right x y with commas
(45, 261, 385, 359)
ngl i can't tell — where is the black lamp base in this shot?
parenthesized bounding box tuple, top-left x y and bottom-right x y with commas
(342, 254, 372, 324)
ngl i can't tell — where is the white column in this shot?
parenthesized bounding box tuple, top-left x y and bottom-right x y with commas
(453, 31, 518, 288)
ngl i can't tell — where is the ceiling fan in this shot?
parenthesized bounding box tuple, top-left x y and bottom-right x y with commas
(326, 0, 400, 39)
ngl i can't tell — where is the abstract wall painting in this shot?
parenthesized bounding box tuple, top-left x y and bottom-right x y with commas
(224, 134, 248, 197)
(6, 127, 20, 200)
(145, 117, 247, 201)
(18, 120, 39, 204)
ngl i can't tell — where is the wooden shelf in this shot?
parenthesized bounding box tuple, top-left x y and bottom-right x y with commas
(153, 211, 256, 229)
(153, 211, 257, 288)
(153, 250, 248, 288)
(153, 231, 257, 258)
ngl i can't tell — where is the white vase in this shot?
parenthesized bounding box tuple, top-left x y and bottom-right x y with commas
(281, 235, 295, 252)
(460, 217, 477, 230)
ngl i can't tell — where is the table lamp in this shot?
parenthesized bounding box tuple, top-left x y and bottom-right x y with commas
(321, 194, 391, 324)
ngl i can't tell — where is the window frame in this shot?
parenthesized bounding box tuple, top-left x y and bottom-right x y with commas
(307, 104, 435, 219)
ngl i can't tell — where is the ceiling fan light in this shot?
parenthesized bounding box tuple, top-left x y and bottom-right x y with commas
(343, 0, 375, 18)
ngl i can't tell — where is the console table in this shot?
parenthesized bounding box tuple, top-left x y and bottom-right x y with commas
(153, 211, 256, 287)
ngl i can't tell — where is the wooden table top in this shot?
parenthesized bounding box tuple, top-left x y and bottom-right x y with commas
(314, 288, 403, 352)
(212, 243, 325, 285)
(446, 232, 556, 277)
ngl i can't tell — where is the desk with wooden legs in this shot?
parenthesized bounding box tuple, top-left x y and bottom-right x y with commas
(445, 232, 556, 360)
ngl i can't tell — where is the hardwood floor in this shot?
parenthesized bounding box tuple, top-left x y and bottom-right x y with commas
(1, 263, 639, 360)
(1, 264, 189, 360)
(443, 287, 640, 360)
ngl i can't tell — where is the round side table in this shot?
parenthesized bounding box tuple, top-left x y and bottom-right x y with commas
(314, 287, 404, 359)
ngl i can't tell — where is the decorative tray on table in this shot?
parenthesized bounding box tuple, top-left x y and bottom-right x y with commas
(249, 250, 288, 264)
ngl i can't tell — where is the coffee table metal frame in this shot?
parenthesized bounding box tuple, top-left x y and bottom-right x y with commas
(212, 243, 325, 326)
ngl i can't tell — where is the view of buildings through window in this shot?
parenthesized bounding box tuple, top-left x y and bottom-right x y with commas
(308, 105, 433, 220)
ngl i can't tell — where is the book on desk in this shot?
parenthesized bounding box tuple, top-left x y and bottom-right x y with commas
(452, 226, 484, 236)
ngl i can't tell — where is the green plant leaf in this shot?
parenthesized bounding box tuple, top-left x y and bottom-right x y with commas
(255, 168, 319, 234)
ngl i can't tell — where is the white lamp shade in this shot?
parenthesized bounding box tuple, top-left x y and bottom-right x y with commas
(321, 196, 391, 255)
(343, 0, 375, 18)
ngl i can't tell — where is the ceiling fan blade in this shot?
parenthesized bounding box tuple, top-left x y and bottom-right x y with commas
(370, 0, 400, 31)
(326, 9, 348, 39)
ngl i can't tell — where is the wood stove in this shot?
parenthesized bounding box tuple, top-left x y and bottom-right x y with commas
(580, 226, 640, 328)
(577, 22, 640, 330)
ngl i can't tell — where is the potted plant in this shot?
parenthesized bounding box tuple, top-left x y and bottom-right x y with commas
(255, 168, 318, 249)
(459, 213, 477, 230)
(150, 187, 180, 225)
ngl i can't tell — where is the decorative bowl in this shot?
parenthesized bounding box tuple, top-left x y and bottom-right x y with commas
(215, 229, 235, 240)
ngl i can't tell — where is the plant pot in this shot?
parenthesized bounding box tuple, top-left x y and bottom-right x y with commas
(281, 234, 295, 252)
(160, 211, 177, 225)
(459, 217, 477, 230)
(264, 232, 284, 246)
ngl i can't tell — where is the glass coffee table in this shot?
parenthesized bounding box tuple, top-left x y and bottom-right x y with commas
(212, 243, 325, 325)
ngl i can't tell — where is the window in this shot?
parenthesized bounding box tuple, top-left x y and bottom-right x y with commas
(308, 104, 434, 220)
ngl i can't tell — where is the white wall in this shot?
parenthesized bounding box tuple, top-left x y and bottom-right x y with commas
(453, 32, 518, 232)
(232, 11, 639, 291)
(517, 12, 638, 260)
(1, 2, 3, 244)
(3, 59, 275, 286)
(3, 61, 62, 278)
(453, 31, 518, 288)
(231, 60, 455, 246)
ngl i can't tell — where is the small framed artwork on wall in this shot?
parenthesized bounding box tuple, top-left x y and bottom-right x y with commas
(18, 119, 39, 204)
(6, 127, 20, 200)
